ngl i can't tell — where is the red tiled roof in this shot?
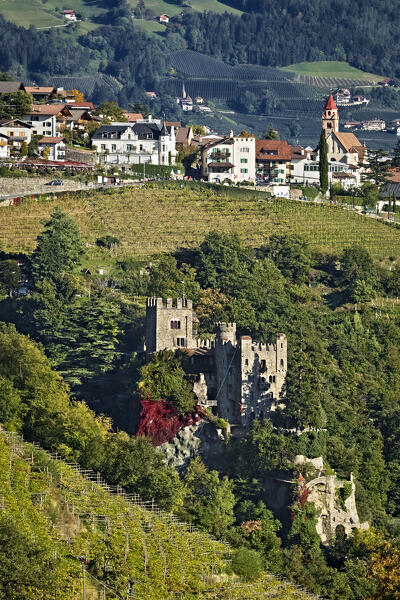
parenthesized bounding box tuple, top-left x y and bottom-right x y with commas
(123, 112, 143, 122)
(324, 93, 337, 110)
(25, 86, 55, 94)
(26, 104, 67, 115)
(39, 136, 64, 144)
(256, 139, 292, 161)
(19, 158, 92, 168)
(69, 101, 95, 110)
(388, 168, 400, 183)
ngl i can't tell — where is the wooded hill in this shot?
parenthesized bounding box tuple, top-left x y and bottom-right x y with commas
(0, 427, 316, 599)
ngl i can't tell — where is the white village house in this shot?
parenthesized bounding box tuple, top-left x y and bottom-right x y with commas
(0, 119, 32, 153)
(22, 104, 66, 138)
(91, 120, 177, 165)
(201, 132, 256, 184)
(38, 137, 66, 161)
(0, 133, 8, 158)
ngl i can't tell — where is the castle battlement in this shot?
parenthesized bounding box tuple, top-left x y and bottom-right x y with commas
(146, 297, 193, 309)
(196, 338, 216, 349)
(145, 297, 287, 430)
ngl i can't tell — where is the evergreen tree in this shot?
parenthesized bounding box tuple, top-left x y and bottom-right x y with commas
(263, 123, 279, 140)
(0, 91, 32, 119)
(31, 207, 85, 284)
(0, 259, 20, 296)
(20, 141, 28, 156)
(393, 139, 400, 167)
(319, 129, 329, 193)
(364, 149, 390, 187)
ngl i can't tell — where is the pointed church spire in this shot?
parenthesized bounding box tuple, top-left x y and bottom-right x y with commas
(324, 92, 337, 111)
(322, 93, 339, 133)
(182, 82, 187, 100)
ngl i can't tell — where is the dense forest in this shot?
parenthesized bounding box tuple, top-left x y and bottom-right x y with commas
(0, 16, 90, 78)
(174, 0, 400, 75)
(3, 0, 400, 110)
(1, 186, 400, 597)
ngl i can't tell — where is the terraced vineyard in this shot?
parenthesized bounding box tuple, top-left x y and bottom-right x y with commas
(47, 74, 122, 98)
(1, 184, 400, 262)
(0, 427, 318, 599)
(296, 75, 377, 89)
(169, 50, 319, 106)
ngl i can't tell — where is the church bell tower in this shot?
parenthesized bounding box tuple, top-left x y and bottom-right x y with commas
(322, 93, 339, 133)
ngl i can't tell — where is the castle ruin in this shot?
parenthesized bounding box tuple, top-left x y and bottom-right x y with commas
(145, 297, 287, 432)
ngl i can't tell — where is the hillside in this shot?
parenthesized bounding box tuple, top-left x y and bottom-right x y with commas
(281, 61, 384, 84)
(1, 184, 400, 263)
(1, 0, 241, 30)
(0, 426, 316, 599)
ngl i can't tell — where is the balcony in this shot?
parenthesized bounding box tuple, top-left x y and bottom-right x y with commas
(7, 135, 27, 141)
(211, 150, 231, 159)
(208, 161, 234, 171)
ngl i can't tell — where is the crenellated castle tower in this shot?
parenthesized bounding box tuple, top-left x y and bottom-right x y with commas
(145, 298, 287, 432)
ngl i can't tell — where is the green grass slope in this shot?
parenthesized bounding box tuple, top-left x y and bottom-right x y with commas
(1, 183, 399, 263)
(281, 61, 384, 82)
(130, 0, 242, 16)
(2, 0, 241, 29)
(0, 428, 315, 599)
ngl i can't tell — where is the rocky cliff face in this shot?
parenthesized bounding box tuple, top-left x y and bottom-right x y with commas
(304, 473, 369, 543)
(294, 455, 369, 543)
(159, 421, 226, 471)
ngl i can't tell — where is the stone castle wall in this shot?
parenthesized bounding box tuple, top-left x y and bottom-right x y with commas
(145, 297, 287, 430)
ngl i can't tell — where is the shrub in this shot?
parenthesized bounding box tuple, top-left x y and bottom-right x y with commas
(231, 547, 263, 582)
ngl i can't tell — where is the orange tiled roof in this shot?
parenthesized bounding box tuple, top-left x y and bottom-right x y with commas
(39, 136, 64, 144)
(24, 86, 55, 94)
(27, 104, 67, 115)
(123, 112, 143, 122)
(256, 139, 292, 161)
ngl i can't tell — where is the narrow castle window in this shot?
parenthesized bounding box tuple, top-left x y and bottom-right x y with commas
(245, 358, 249, 366)
(176, 337, 186, 347)
(171, 320, 181, 329)
(260, 359, 266, 371)
(280, 359, 284, 367)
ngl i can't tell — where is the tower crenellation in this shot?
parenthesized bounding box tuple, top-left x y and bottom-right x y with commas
(145, 298, 287, 432)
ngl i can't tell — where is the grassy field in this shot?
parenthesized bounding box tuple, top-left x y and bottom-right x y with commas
(129, 0, 242, 16)
(1, 0, 241, 29)
(281, 61, 384, 82)
(0, 0, 63, 27)
(1, 184, 400, 267)
(133, 17, 167, 35)
(1, 0, 107, 29)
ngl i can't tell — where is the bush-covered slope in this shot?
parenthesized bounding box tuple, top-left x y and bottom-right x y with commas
(0, 428, 317, 599)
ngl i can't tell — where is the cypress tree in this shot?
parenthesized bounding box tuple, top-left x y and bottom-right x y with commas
(319, 129, 329, 194)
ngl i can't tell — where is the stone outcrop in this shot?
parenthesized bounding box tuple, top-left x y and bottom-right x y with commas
(294, 455, 369, 543)
(159, 421, 226, 470)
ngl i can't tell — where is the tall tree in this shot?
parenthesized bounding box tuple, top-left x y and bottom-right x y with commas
(263, 123, 279, 140)
(319, 129, 329, 194)
(0, 91, 33, 119)
(365, 149, 390, 187)
(392, 139, 400, 167)
(31, 207, 85, 284)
